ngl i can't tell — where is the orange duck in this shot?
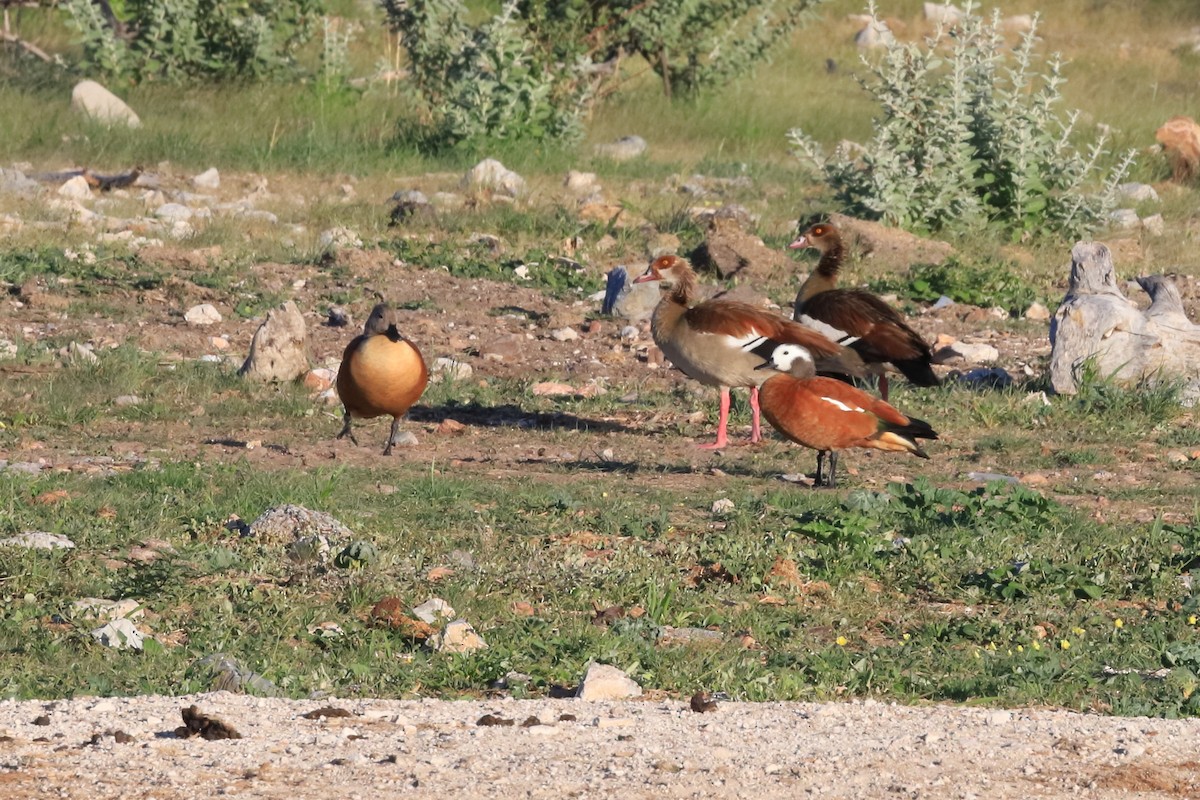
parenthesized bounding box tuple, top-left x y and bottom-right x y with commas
(758, 343, 938, 487)
(336, 302, 429, 455)
(790, 222, 939, 400)
(633, 254, 864, 449)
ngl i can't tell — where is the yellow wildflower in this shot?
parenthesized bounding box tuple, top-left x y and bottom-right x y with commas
(1060, 639, 1071, 650)
(1189, 615, 1198, 626)
(835, 636, 848, 647)
(1114, 618, 1124, 629)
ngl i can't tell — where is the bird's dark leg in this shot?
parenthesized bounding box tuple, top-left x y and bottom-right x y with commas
(827, 451, 839, 488)
(815, 450, 827, 486)
(382, 417, 400, 456)
(336, 410, 359, 445)
(878, 373, 890, 402)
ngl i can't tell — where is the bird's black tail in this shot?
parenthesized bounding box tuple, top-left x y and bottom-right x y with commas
(893, 357, 941, 388)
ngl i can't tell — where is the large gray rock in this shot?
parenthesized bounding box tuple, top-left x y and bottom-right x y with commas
(594, 135, 647, 161)
(239, 301, 309, 382)
(1049, 243, 1200, 398)
(71, 80, 141, 128)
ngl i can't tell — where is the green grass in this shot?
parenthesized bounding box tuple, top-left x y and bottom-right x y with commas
(2, 463, 1199, 715)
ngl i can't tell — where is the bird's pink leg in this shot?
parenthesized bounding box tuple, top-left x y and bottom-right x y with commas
(749, 386, 762, 443)
(698, 387, 731, 450)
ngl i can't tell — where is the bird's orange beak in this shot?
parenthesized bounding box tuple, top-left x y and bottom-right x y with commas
(632, 268, 659, 284)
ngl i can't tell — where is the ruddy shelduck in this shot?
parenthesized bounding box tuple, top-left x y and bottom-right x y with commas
(336, 302, 429, 455)
(758, 343, 938, 487)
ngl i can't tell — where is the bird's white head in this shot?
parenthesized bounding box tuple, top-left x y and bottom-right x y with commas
(768, 343, 814, 373)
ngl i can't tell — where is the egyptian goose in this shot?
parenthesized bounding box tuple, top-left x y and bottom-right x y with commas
(758, 343, 938, 487)
(632, 254, 864, 449)
(336, 302, 429, 455)
(790, 222, 939, 400)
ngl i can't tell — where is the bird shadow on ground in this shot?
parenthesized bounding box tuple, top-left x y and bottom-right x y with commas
(409, 402, 638, 435)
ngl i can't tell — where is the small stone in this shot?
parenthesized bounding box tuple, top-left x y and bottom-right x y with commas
(431, 619, 488, 654)
(531, 381, 576, 397)
(72, 598, 144, 621)
(576, 663, 642, 701)
(114, 394, 142, 407)
(0, 531, 75, 550)
(711, 498, 735, 515)
(64, 342, 99, 365)
(594, 135, 647, 161)
(57, 175, 93, 200)
(1118, 182, 1158, 203)
(1142, 214, 1165, 236)
(620, 325, 639, 342)
(1023, 302, 1051, 321)
(155, 203, 193, 221)
(549, 327, 579, 342)
(91, 618, 145, 650)
(412, 598, 456, 624)
(431, 358, 472, 382)
(1001, 13, 1034, 32)
(462, 158, 525, 198)
(319, 227, 362, 251)
(985, 710, 1012, 727)
(390, 431, 419, 448)
(210, 336, 230, 351)
(1108, 208, 1140, 230)
(303, 368, 336, 393)
(934, 341, 999, 364)
(855, 18, 894, 48)
(564, 171, 600, 195)
(184, 304, 222, 326)
(1166, 450, 1190, 464)
(193, 168, 220, 190)
(930, 295, 955, 310)
(71, 80, 141, 127)
(923, 2, 962, 24)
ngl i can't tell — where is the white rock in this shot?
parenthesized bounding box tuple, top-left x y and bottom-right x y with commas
(1118, 182, 1159, 203)
(594, 135, 647, 161)
(391, 431, 419, 448)
(564, 171, 599, 194)
(711, 498, 735, 514)
(0, 531, 75, 550)
(0, 338, 17, 359)
(1023, 302, 1051, 321)
(431, 357, 473, 381)
(462, 158, 526, 198)
(193, 168, 221, 190)
(576, 663, 642, 701)
(64, 342, 99, 365)
(72, 597, 144, 621)
(114, 394, 142, 407)
(239, 301, 309, 382)
(1108, 208, 1140, 230)
(620, 325, 639, 342)
(935, 341, 999, 364)
(549, 327, 579, 342)
(432, 619, 488, 654)
(57, 175, 93, 200)
(184, 303, 223, 326)
(923, 3, 962, 25)
(319, 226, 362, 251)
(855, 18, 895, 48)
(413, 598, 456, 624)
(985, 710, 1012, 727)
(71, 80, 141, 128)
(1142, 214, 1165, 236)
(91, 618, 145, 650)
(155, 203, 193, 221)
(1001, 14, 1034, 32)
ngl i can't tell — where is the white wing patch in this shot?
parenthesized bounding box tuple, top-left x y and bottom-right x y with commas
(798, 314, 861, 347)
(820, 396, 866, 413)
(722, 332, 769, 351)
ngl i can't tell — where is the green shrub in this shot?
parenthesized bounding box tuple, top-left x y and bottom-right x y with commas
(64, 0, 323, 83)
(380, 0, 597, 148)
(788, 2, 1135, 240)
(519, 0, 829, 99)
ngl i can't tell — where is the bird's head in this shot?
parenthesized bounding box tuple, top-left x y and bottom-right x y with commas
(788, 222, 838, 253)
(632, 254, 689, 289)
(756, 343, 816, 378)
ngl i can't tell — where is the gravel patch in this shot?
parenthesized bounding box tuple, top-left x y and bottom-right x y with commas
(1, 693, 1197, 798)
